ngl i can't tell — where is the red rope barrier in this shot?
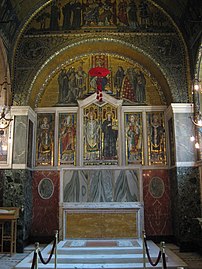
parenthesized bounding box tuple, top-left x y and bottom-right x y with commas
(31, 251, 37, 269)
(144, 236, 162, 266)
(38, 237, 56, 265)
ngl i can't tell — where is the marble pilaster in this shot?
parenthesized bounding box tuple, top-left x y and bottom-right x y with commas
(11, 106, 36, 168)
(168, 104, 201, 249)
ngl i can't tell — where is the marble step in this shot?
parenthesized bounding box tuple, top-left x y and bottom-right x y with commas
(40, 253, 153, 263)
(57, 246, 143, 255)
(15, 240, 187, 269)
(15, 262, 176, 269)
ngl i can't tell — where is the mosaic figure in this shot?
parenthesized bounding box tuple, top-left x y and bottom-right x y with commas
(58, 69, 68, 103)
(121, 68, 137, 102)
(59, 114, 76, 164)
(148, 112, 166, 164)
(102, 112, 118, 159)
(37, 115, 54, 166)
(85, 110, 100, 160)
(114, 66, 125, 98)
(126, 114, 142, 164)
(136, 71, 146, 103)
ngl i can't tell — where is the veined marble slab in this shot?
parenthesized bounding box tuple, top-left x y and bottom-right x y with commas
(62, 202, 143, 209)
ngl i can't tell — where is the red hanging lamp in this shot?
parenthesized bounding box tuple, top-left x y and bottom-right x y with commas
(89, 67, 110, 102)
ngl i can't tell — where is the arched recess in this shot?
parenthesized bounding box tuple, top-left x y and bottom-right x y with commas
(27, 38, 172, 108)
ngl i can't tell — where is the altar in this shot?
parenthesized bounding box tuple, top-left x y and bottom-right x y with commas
(63, 202, 143, 239)
(60, 168, 144, 239)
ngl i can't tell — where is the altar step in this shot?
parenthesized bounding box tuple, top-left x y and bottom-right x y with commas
(15, 239, 187, 269)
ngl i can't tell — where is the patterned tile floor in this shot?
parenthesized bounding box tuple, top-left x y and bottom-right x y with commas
(0, 242, 202, 269)
(166, 244, 202, 269)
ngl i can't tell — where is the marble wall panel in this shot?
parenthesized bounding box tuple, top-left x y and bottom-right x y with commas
(143, 169, 172, 236)
(63, 169, 140, 203)
(169, 167, 201, 245)
(13, 116, 28, 164)
(31, 171, 59, 237)
(174, 113, 195, 162)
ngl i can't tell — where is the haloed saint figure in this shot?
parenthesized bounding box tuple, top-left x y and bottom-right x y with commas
(85, 111, 100, 158)
(102, 112, 118, 159)
(59, 114, 76, 165)
(36, 114, 54, 166)
(126, 113, 142, 164)
(147, 112, 166, 165)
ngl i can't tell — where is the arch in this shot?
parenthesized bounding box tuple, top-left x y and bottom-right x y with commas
(11, 0, 191, 101)
(26, 38, 172, 107)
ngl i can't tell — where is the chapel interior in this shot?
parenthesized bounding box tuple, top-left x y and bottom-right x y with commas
(0, 0, 202, 256)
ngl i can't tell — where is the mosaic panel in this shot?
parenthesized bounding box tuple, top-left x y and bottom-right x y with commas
(58, 113, 77, 165)
(83, 104, 118, 165)
(36, 113, 55, 166)
(146, 111, 166, 165)
(124, 112, 143, 165)
(24, 0, 174, 34)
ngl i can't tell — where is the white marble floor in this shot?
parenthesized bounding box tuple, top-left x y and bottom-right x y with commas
(0, 245, 34, 269)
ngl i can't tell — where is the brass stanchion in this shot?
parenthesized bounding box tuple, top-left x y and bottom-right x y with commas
(35, 242, 40, 269)
(142, 230, 146, 269)
(160, 241, 166, 269)
(54, 230, 58, 269)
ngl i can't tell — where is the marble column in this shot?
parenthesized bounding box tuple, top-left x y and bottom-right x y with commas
(168, 104, 201, 250)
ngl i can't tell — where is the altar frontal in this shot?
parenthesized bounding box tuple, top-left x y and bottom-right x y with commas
(61, 168, 144, 239)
